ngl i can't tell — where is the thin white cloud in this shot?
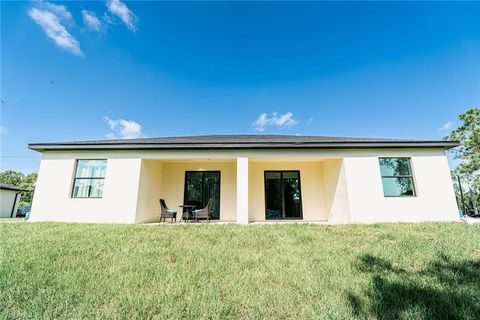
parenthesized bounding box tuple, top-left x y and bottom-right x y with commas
(102, 12, 114, 25)
(0, 125, 7, 135)
(27, 4, 82, 56)
(43, 2, 73, 24)
(82, 10, 103, 32)
(252, 112, 299, 132)
(438, 121, 453, 131)
(107, 0, 138, 32)
(104, 117, 143, 139)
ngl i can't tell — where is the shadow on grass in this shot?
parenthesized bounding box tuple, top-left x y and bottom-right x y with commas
(348, 254, 480, 319)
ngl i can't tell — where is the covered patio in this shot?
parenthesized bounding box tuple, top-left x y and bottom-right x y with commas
(135, 157, 350, 224)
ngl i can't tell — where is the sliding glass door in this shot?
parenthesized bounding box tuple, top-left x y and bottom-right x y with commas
(265, 171, 303, 220)
(184, 171, 221, 220)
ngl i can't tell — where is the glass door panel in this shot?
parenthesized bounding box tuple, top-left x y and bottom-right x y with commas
(265, 171, 302, 219)
(283, 172, 302, 218)
(185, 172, 203, 209)
(184, 171, 221, 220)
(203, 172, 221, 220)
(265, 172, 283, 219)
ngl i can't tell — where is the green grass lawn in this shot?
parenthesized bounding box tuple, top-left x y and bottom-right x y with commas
(1, 222, 479, 319)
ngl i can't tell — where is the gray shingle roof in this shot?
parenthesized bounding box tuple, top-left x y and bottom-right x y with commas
(0, 183, 27, 192)
(28, 134, 459, 151)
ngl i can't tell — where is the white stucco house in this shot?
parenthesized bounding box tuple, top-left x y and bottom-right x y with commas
(0, 183, 26, 218)
(28, 135, 460, 224)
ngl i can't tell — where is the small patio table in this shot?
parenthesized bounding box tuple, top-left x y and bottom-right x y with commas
(179, 204, 197, 222)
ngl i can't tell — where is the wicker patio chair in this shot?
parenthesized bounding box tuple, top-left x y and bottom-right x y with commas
(159, 199, 177, 223)
(194, 198, 213, 222)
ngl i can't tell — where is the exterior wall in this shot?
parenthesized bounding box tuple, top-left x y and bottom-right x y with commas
(136, 160, 164, 223)
(29, 147, 459, 224)
(343, 154, 459, 223)
(0, 190, 21, 218)
(322, 159, 351, 223)
(249, 161, 327, 222)
(236, 158, 249, 224)
(30, 157, 142, 223)
(159, 161, 237, 221)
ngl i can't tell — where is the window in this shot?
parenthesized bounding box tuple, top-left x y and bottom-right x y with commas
(72, 160, 107, 198)
(379, 158, 416, 197)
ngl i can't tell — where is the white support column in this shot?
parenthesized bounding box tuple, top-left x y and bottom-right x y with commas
(236, 157, 249, 224)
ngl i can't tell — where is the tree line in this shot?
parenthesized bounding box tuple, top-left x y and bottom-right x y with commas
(444, 108, 480, 216)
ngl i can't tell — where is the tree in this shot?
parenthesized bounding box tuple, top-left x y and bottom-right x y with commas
(444, 108, 480, 214)
(452, 177, 477, 215)
(0, 170, 23, 187)
(0, 170, 38, 207)
(19, 173, 38, 205)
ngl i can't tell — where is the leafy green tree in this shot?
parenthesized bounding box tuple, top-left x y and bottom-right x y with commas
(444, 108, 480, 214)
(0, 170, 38, 207)
(0, 170, 24, 187)
(19, 173, 38, 205)
(452, 178, 477, 215)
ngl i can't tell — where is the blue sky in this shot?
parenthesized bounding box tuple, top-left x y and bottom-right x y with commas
(1, 1, 479, 173)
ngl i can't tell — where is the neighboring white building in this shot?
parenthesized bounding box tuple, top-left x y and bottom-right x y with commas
(0, 183, 26, 218)
(28, 135, 460, 224)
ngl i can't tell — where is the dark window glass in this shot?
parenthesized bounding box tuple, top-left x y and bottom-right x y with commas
(185, 172, 203, 208)
(283, 173, 302, 218)
(379, 158, 411, 176)
(72, 160, 107, 198)
(184, 171, 221, 219)
(379, 158, 416, 197)
(265, 172, 282, 219)
(265, 171, 302, 219)
(381, 178, 415, 196)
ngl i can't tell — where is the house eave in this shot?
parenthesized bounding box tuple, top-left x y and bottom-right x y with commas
(0, 186, 28, 192)
(28, 141, 460, 152)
